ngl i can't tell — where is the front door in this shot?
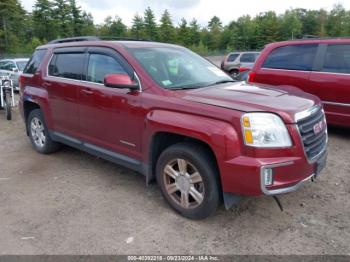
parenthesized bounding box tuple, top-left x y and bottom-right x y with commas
(78, 47, 143, 161)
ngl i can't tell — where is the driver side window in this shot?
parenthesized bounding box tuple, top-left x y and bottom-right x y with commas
(87, 54, 127, 84)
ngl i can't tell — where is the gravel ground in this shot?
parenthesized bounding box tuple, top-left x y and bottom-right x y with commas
(0, 93, 349, 255)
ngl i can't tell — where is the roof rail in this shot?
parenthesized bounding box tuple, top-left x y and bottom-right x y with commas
(99, 36, 152, 41)
(48, 36, 100, 44)
(48, 36, 152, 44)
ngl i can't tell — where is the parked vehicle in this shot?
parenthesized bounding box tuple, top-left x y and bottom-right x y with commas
(19, 37, 327, 219)
(249, 38, 350, 128)
(0, 58, 29, 91)
(0, 76, 15, 120)
(221, 52, 260, 77)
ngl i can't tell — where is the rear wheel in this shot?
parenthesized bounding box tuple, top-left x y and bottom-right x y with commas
(156, 142, 220, 219)
(4, 92, 11, 120)
(27, 109, 61, 154)
(229, 69, 239, 78)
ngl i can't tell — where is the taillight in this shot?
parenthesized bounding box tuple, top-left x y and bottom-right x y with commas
(19, 75, 25, 89)
(239, 67, 249, 72)
(247, 71, 256, 83)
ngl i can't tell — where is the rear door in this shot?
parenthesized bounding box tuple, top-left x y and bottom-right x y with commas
(44, 48, 85, 137)
(309, 44, 350, 126)
(254, 44, 318, 91)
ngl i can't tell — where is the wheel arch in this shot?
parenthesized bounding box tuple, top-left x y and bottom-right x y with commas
(144, 110, 241, 184)
(23, 100, 41, 135)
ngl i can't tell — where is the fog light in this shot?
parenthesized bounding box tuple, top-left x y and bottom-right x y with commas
(263, 168, 273, 186)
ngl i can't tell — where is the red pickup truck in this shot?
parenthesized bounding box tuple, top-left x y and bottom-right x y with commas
(19, 37, 328, 219)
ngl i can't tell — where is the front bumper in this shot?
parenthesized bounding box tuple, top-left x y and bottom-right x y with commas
(220, 149, 327, 196)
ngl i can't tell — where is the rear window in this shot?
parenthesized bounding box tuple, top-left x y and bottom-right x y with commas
(23, 49, 47, 74)
(322, 44, 350, 74)
(227, 54, 239, 62)
(48, 53, 84, 80)
(263, 44, 317, 71)
(240, 53, 259, 63)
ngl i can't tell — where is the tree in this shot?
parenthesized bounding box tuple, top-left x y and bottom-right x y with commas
(52, 0, 73, 37)
(188, 19, 200, 46)
(279, 10, 302, 40)
(0, 0, 27, 53)
(177, 18, 189, 46)
(159, 10, 176, 43)
(32, 0, 56, 41)
(80, 11, 95, 36)
(326, 4, 348, 36)
(131, 14, 144, 39)
(69, 0, 83, 36)
(207, 16, 223, 50)
(255, 11, 279, 48)
(110, 16, 127, 37)
(143, 7, 158, 40)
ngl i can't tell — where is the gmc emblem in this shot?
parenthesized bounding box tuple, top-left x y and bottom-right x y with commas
(313, 120, 325, 135)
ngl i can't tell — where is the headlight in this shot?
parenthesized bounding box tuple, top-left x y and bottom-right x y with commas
(241, 113, 292, 148)
(3, 80, 10, 88)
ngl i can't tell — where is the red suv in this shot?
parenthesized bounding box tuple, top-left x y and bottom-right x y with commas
(19, 37, 327, 219)
(249, 38, 350, 128)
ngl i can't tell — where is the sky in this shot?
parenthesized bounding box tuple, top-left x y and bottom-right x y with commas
(21, 0, 350, 27)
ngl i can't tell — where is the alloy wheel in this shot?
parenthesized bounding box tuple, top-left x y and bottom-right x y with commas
(30, 117, 46, 148)
(163, 158, 205, 209)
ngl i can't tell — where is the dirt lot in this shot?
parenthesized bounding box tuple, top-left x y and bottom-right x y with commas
(0, 95, 350, 255)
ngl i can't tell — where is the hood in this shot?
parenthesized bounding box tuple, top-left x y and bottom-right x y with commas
(176, 81, 318, 124)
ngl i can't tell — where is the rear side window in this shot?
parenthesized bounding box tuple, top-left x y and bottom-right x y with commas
(23, 49, 47, 74)
(48, 53, 84, 80)
(87, 54, 126, 84)
(322, 44, 350, 74)
(227, 54, 239, 62)
(263, 44, 317, 71)
(240, 53, 258, 63)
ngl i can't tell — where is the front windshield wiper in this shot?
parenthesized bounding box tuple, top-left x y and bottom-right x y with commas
(213, 80, 235, 85)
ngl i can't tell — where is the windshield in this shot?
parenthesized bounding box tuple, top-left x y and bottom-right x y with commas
(129, 47, 232, 89)
(16, 61, 28, 71)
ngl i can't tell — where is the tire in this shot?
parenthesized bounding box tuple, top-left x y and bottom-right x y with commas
(229, 69, 239, 78)
(156, 142, 221, 219)
(4, 92, 11, 120)
(27, 109, 61, 154)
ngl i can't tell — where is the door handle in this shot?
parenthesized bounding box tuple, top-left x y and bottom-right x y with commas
(43, 81, 51, 88)
(81, 89, 93, 95)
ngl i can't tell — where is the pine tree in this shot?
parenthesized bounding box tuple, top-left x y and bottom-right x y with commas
(159, 10, 176, 43)
(32, 0, 56, 41)
(52, 0, 73, 37)
(143, 7, 158, 40)
(110, 16, 127, 37)
(131, 14, 144, 39)
(69, 0, 83, 36)
(177, 18, 189, 46)
(189, 19, 200, 46)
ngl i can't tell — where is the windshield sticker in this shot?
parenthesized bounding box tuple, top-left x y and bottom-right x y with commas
(162, 80, 172, 86)
(207, 67, 227, 77)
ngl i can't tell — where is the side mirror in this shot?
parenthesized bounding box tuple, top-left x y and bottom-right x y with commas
(104, 73, 139, 91)
(12, 68, 19, 73)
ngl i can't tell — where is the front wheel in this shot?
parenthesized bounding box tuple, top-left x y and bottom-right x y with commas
(156, 142, 220, 219)
(4, 92, 11, 120)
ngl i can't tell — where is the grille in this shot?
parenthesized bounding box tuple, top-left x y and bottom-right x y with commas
(297, 107, 327, 161)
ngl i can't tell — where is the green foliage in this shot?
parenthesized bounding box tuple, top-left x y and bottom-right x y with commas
(3, 3, 350, 55)
(143, 7, 158, 40)
(131, 14, 144, 39)
(159, 10, 176, 43)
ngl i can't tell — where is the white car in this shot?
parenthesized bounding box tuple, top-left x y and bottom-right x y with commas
(0, 58, 29, 91)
